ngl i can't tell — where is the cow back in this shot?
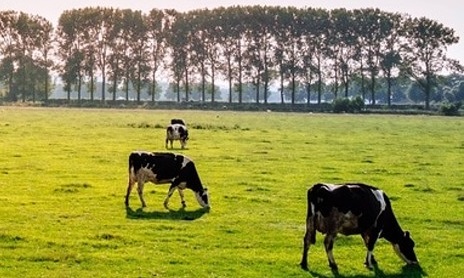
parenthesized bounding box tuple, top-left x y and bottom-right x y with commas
(171, 118, 186, 126)
(309, 183, 386, 232)
(129, 151, 186, 180)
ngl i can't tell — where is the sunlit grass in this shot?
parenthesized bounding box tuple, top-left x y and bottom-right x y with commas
(0, 107, 463, 277)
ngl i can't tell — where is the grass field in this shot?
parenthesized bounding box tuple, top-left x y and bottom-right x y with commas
(0, 106, 463, 277)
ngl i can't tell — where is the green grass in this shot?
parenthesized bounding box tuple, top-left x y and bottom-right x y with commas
(0, 107, 463, 277)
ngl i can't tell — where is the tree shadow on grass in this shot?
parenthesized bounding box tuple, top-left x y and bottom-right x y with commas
(125, 206, 208, 221)
(305, 264, 426, 278)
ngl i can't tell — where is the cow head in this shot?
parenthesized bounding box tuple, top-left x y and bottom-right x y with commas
(195, 188, 210, 209)
(393, 231, 418, 265)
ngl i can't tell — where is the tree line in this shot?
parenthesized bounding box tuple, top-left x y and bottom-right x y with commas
(0, 6, 463, 109)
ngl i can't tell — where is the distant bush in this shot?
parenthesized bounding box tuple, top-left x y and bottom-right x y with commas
(440, 102, 462, 116)
(332, 96, 365, 113)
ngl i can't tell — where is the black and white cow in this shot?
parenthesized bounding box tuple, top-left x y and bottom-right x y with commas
(166, 123, 189, 149)
(125, 151, 210, 209)
(300, 183, 418, 271)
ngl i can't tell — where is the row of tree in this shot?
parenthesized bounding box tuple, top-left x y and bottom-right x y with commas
(0, 6, 462, 109)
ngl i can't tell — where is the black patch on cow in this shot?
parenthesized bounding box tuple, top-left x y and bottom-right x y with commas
(171, 119, 186, 125)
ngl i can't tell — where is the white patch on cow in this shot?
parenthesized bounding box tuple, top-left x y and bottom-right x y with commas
(371, 189, 386, 211)
(140, 167, 158, 181)
(177, 181, 187, 190)
(310, 202, 315, 216)
(393, 244, 413, 264)
(135, 166, 173, 185)
(181, 156, 191, 168)
(322, 184, 337, 191)
(371, 189, 386, 226)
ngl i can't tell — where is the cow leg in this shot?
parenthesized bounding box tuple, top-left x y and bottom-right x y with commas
(125, 178, 135, 207)
(300, 216, 316, 270)
(136, 181, 147, 208)
(362, 232, 379, 269)
(178, 189, 186, 207)
(164, 184, 177, 209)
(324, 234, 338, 270)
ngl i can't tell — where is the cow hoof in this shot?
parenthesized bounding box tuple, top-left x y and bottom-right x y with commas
(300, 262, 308, 271)
(364, 262, 375, 270)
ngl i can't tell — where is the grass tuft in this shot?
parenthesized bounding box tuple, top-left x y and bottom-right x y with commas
(0, 234, 25, 243)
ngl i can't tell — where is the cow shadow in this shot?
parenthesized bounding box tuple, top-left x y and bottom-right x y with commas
(306, 264, 426, 278)
(165, 147, 189, 151)
(125, 206, 208, 221)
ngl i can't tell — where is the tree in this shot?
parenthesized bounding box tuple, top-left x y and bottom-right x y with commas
(106, 8, 125, 101)
(378, 12, 404, 107)
(146, 9, 167, 103)
(274, 7, 305, 104)
(242, 6, 274, 104)
(403, 16, 461, 109)
(0, 11, 18, 100)
(56, 9, 86, 101)
(34, 16, 54, 101)
(128, 11, 149, 103)
(355, 9, 392, 105)
(301, 8, 330, 104)
(331, 9, 358, 99)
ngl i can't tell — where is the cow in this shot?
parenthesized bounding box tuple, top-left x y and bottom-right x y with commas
(125, 151, 210, 210)
(166, 123, 189, 149)
(300, 182, 418, 271)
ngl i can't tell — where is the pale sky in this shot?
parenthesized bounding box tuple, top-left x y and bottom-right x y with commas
(2, 0, 463, 66)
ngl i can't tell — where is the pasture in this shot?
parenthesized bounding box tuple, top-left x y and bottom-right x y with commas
(0, 106, 463, 277)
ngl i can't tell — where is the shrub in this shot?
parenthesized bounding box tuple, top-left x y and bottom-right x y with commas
(332, 96, 364, 113)
(350, 96, 365, 112)
(440, 101, 462, 116)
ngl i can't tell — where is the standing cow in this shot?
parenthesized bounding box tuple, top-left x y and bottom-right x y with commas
(125, 151, 210, 209)
(300, 182, 418, 271)
(166, 123, 189, 149)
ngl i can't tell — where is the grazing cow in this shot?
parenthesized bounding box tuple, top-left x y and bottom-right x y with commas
(125, 151, 210, 209)
(300, 183, 418, 271)
(170, 118, 186, 126)
(166, 123, 189, 149)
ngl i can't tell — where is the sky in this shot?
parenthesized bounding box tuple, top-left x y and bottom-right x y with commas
(2, 0, 463, 66)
